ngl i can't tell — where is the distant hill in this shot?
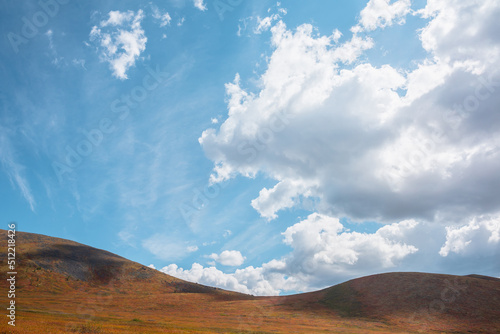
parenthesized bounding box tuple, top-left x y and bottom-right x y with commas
(1, 230, 499, 333)
(317, 272, 500, 328)
(1, 230, 241, 296)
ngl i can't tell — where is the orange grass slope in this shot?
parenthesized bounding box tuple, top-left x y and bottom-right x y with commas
(0, 229, 499, 333)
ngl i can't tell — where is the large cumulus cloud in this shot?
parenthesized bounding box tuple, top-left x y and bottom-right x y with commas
(199, 0, 500, 223)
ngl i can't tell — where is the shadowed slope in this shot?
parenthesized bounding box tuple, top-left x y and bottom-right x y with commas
(315, 272, 500, 330)
(1, 230, 241, 296)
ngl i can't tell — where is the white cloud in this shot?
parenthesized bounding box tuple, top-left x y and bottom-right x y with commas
(418, 0, 500, 68)
(45, 29, 65, 65)
(193, 0, 207, 11)
(237, 4, 287, 36)
(358, 0, 411, 31)
(148, 264, 156, 269)
(199, 0, 500, 225)
(439, 222, 478, 256)
(209, 250, 245, 266)
(72, 58, 87, 70)
(440, 215, 500, 257)
(187, 245, 199, 252)
(160, 263, 278, 295)
(282, 213, 418, 272)
(161, 262, 297, 296)
(100, 10, 135, 27)
(164, 214, 419, 295)
(118, 229, 135, 246)
(251, 179, 310, 220)
(152, 6, 171, 27)
(203, 241, 217, 246)
(331, 29, 342, 43)
(46, 29, 54, 49)
(89, 10, 147, 79)
(254, 14, 281, 34)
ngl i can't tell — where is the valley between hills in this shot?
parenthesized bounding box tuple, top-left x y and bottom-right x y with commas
(1, 230, 499, 333)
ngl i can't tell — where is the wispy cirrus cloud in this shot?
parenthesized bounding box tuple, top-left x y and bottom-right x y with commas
(143, 233, 199, 261)
(0, 128, 36, 211)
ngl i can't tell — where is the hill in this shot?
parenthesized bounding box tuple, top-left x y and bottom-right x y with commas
(1, 230, 499, 333)
(317, 272, 500, 331)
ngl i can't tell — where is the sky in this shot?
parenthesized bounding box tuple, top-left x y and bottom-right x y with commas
(1, 0, 499, 296)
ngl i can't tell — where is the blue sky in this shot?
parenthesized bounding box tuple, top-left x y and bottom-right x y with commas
(1, 0, 499, 296)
